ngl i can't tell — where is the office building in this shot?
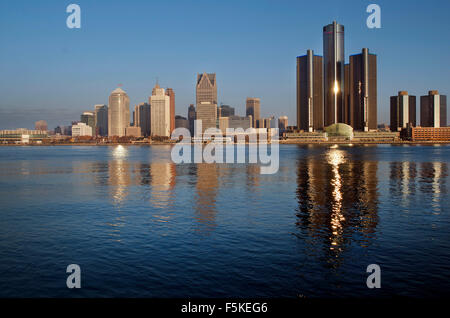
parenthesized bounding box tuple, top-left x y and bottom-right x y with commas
(134, 103, 151, 136)
(348, 48, 377, 131)
(196, 73, 217, 104)
(420, 90, 447, 128)
(80, 111, 95, 132)
(166, 88, 175, 134)
(188, 104, 196, 136)
(108, 87, 130, 137)
(390, 91, 416, 131)
(297, 50, 323, 131)
(72, 122, 93, 137)
(150, 84, 170, 137)
(175, 115, 189, 130)
(219, 105, 235, 117)
(246, 98, 261, 128)
(94, 104, 108, 136)
(196, 102, 217, 134)
(196, 73, 217, 134)
(323, 21, 345, 126)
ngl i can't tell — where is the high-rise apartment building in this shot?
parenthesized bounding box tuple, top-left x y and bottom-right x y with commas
(390, 91, 416, 131)
(94, 104, 108, 136)
(246, 98, 261, 128)
(108, 87, 130, 137)
(323, 21, 345, 126)
(420, 90, 447, 128)
(166, 88, 175, 134)
(348, 48, 377, 131)
(297, 50, 323, 131)
(150, 84, 170, 137)
(134, 103, 151, 136)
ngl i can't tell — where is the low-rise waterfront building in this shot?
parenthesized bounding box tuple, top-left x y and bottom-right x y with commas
(72, 122, 93, 137)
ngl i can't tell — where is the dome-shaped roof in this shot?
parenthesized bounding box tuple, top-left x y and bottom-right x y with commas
(325, 123, 353, 137)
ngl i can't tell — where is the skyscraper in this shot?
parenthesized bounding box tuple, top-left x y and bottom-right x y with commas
(108, 87, 130, 137)
(134, 102, 151, 136)
(196, 73, 217, 134)
(390, 91, 416, 131)
(246, 98, 261, 128)
(196, 103, 217, 134)
(348, 48, 377, 131)
(80, 111, 95, 132)
(166, 88, 175, 134)
(196, 73, 217, 104)
(188, 104, 196, 136)
(297, 49, 323, 131)
(150, 84, 170, 137)
(94, 104, 108, 136)
(323, 21, 345, 126)
(420, 90, 447, 128)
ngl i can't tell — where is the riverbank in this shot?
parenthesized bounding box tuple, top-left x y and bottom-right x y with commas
(2, 140, 450, 146)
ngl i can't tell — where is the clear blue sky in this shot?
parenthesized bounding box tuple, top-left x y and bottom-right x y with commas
(0, 0, 449, 129)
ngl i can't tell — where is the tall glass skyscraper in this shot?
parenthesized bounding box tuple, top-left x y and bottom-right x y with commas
(323, 21, 345, 126)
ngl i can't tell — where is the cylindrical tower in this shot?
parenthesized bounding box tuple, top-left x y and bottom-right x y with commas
(108, 87, 130, 137)
(323, 21, 345, 126)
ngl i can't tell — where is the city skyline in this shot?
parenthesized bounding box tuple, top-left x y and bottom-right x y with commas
(0, 0, 449, 130)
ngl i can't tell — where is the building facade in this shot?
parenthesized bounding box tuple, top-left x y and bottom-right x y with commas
(166, 88, 175, 134)
(348, 48, 377, 131)
(94, 104, 108, 136)
(390, 91, 416, 131)
(323, 21, 345, 126)
(278, 116, 288, 132)
(108, 87, 130, 137)
(188, 104, 196, 136)
(246, 98, 261, 128)
(175, 115, 189, 130)
(134, 102, 151, 137)
(80, 111, 95, 133)
(196, 102, 217, 134)
(420, 90, 447, 128)
(150, 84, 170, 137)
(297, 50, 323, 131)
(196, 73, 217, 105)
(72, 122, 93, 137)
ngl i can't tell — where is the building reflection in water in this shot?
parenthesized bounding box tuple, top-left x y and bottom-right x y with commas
(296, 146, 379, 268)
(194, 163, 218, 233)
(390, 159, 447, 214)
(149, 162, 176, 209)
(107, 145, 132, 242)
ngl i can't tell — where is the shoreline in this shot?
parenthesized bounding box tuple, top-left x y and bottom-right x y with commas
(1, 141, 450, 146)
